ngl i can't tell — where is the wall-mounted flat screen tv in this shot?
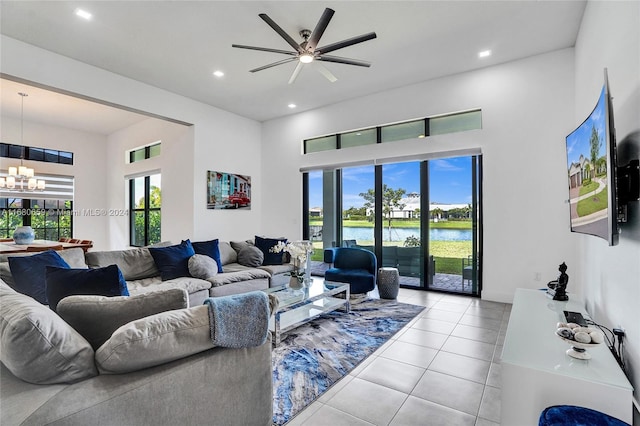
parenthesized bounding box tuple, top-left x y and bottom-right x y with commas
(565, 70, 618, 245)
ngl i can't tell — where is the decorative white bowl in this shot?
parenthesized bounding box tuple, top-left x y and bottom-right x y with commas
(556, 331, 600, 360)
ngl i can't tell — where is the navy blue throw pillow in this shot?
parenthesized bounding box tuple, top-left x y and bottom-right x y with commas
(45, 264, 129, 312)
(190, 239, 223, 273)
(8, 250, 70, 305)
(148, 240, 195, 281)
(255, 236, 287, 266)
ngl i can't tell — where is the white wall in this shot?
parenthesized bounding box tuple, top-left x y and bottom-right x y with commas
(262, 48, 577, 303)
(105, 118, 192, 248)
(574, 0, 640, 406)
(0, 116, 110, 249)
(1, 35, 263, 247)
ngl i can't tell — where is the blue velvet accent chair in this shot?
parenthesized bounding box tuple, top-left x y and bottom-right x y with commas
(324, 247, 377, 294)
(539, 405, 630, 426)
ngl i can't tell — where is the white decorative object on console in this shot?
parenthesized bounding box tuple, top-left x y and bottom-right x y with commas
(501, 289, 633, 425)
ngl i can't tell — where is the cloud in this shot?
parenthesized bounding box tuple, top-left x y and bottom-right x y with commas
(431, 159, 464, 172)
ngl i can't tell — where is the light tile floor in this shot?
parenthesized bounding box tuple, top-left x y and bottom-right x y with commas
(286, 287, 511, 426)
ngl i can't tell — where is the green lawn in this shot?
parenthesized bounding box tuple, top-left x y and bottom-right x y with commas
(578, 181, 600, 196)
(577, 187, 608, 217)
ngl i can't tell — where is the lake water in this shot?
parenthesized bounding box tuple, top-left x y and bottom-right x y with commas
(343, 227, 472, 242)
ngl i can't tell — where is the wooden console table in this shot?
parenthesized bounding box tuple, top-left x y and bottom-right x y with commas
(0, 240, 93, 254)
(502, 288, 633, 425)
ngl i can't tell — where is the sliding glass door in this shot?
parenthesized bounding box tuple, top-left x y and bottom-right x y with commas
(426, 156, 481, 295)
(303, 155, 481, 296)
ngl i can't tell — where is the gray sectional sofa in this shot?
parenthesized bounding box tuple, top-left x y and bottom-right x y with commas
(81, 240, 295, 305)
(0, 239, 293, 425)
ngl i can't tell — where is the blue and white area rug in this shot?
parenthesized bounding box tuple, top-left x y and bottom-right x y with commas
(272, 298, 425, 425)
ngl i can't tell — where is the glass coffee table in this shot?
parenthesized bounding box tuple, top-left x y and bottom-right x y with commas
(263, 280, 350, 346)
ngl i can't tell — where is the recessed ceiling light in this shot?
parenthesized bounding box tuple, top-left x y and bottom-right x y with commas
(478, 50, 492, 58)
(288, 103, 297, 109)
(213, 70, 225, 78)
(75, 8, 92, 20)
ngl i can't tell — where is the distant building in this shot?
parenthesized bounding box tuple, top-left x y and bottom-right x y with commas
(366, 192, 470, 219)
(309, 207, 323, 217)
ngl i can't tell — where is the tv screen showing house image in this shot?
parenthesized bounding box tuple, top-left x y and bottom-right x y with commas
(565, 85, 612, 242)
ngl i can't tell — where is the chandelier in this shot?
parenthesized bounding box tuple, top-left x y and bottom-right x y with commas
(0, 93, 46, 191)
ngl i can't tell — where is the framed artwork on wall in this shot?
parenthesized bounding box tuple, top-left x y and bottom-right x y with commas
(206, 171, 251, 210)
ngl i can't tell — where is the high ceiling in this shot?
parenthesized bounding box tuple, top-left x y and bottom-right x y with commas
(0, 1, 586, 131)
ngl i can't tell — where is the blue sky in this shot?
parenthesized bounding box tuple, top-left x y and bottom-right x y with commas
(566, 86, 607, 168)
(308, 156, 473, 208)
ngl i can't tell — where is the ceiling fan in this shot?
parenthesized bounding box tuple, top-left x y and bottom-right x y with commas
(232, 8, 376, 84)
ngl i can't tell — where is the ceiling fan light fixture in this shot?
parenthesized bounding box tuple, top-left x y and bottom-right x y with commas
(299, 53, 314, 64)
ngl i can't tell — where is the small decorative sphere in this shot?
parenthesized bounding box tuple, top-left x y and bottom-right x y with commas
(566, 322, 580, 329)
(573, 327, 592, 334)
(557, 327, 574, 339)
(557, 322, 568, 329)
(589, 331, 605, 344)
(574, 331, 591, 344)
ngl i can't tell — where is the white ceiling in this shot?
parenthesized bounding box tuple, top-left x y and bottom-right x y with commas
(0, 1, 586, 132)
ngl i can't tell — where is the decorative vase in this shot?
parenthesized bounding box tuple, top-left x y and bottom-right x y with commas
(13, 226, 35, 245)
(289, 275, 303, 289)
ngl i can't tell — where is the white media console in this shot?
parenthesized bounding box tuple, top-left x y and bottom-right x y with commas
(501, 288, 633, 425)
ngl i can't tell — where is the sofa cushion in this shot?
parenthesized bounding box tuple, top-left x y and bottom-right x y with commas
(57, 288, 189, 350)
(205, 265, 270, 287)
(237, 245, 264, 268)
(0, 279, 97, 384)
(148, 240, 195, 281)
(8, 250, 70, 304)
(95, 305, 214, 374)
(85, 247, 159, 281)
(258, 262, 296, 276)
(57, 247, 89, 268)
(230, 239, 252, 253)
(188, 254, 218, 280)
(45, 264, 129, 312)
(218, 241, 238, 265)
(254, 236, 287, 265)
(126, 276, 212, 296)
(191, 239, 223, 273)
(0, 262, 14, 288)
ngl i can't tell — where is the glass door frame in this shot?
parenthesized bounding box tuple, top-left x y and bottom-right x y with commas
(302, 154, 482, 297)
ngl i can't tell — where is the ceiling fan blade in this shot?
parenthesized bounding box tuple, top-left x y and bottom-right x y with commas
(315, 63, 338, 83)
(317, 55, 371, 67)
(250, 57, 298, 73)
(259, 13, 304, 53)
(288, 62, 304, 85)
(232, 44, 296, 56)
(307, 8, 334, 52)
(316, 32, 377, 55)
